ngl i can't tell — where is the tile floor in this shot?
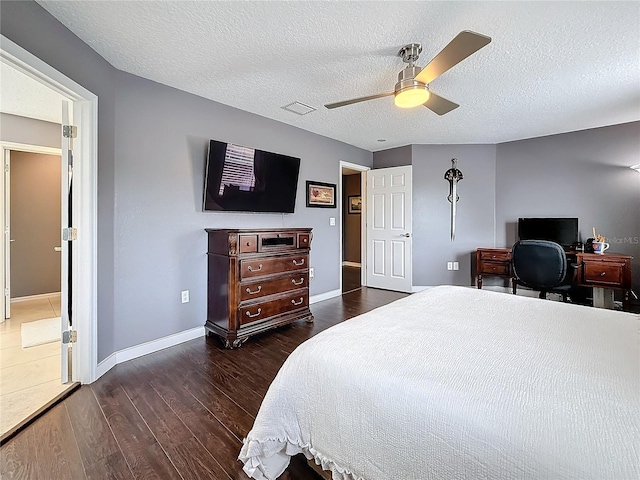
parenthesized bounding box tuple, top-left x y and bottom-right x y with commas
(0, 294, 70, 438)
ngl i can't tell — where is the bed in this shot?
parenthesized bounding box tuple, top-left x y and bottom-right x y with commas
(238, 286, 640, 480)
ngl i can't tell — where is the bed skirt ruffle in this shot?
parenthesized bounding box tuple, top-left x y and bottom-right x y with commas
(239, 437, 363, 480)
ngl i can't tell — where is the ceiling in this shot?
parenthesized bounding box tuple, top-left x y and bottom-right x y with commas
(33, 1, 640, 151)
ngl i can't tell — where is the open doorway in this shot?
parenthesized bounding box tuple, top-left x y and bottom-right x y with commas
(340, 162, 369, 294)
(0, 35, 98, 441)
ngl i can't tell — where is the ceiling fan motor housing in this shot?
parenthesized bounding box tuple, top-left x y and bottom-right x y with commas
(395, 66, 428, 94)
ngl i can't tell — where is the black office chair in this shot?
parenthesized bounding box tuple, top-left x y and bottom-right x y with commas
(512, 240, 572, 301)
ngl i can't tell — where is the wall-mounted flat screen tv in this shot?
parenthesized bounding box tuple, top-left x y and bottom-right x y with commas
(203, 140, 300, 213)
(518, 217, 579, 247)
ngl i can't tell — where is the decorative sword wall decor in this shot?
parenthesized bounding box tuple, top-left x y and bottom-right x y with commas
(444, 158, 463, 241)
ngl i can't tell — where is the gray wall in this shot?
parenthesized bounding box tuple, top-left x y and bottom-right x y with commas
(111, 72, 371, 351)
(10, 151, 61, 297)
(0, 113, 61, 148)
(496, 122, 640, 288)
(411, 145, 497, 286)
(342, 173, 361, 263)
(2, 1, 371, 360)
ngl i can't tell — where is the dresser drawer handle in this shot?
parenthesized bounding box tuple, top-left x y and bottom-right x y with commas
(246, 242, 251, 246)
(247, 264, 263, 272)
(245, 308, 262, 318)
(600, 272, 606, 277)
(292, 278, 304, 286)
(293, 258, 305, 266)
(246, 286, 262, 295)
(291, 298, 304, 306)
(302, 238, 308, 243)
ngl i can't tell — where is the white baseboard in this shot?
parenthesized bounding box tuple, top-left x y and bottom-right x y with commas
(342, 261, 362, 268)
(11, 292, 61, 303)
(310, 288, 341, 304)
(95, 326, 205, 380)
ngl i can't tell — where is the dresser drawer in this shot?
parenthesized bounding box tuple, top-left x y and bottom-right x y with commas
(240, 254, 308, 279)
(479, 260, 510, 276)
(298, 233, 311, 249)
(240, 291, 309, 326)
(239, 273, 308, 302)
(582, 262, 625, 287)
(239, 235, 258, 253)
(479, 250, 510, 262)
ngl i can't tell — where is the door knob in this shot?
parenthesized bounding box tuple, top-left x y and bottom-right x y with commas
(54, 246, 62, 252)
(10, 239, 15, 242)
(400, 233, 411, 238)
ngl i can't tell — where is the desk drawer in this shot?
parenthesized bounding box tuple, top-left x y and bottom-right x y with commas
(240, 254, 308, 280)
(479, 261, 510, 276)
(240, 291, 308, 326)
(479, 250, 510, 262)
(582, 262, 624, 287)
(239, 273, 308, 302)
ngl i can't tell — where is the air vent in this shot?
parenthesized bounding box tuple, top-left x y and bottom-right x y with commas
(282, 102, 316, 116)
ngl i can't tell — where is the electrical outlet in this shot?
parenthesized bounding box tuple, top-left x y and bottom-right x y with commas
(447, 262, 453, 271)
(309, 267, 315, 279)
(329, 217, 336, 226)
(181, 290, 190, 303)
(453, 262, 459, 271)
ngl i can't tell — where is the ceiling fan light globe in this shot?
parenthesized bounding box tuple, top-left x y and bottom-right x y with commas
(394, 87, 430, 108)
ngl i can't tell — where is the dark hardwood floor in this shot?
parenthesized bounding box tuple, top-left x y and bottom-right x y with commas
(341, 265, 361, 293)
(0, 287, 407, 480)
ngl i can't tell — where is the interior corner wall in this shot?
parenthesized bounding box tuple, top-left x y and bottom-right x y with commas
(495, 121, 640, 290)
(0, 113, 61, 148)
(411, 145, 496, 286)
(372, 145, 412, 168)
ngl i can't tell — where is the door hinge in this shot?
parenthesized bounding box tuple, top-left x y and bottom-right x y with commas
(4, 163, 8, 173)
(62, 227, 77, 241)
(63, 125, 77, 138)
(4, 288, 9, 297)
(62, 330, 77, 344)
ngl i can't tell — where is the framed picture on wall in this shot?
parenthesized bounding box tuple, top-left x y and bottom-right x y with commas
(348, 195, 362, 214)
(306, 181, 336, 208)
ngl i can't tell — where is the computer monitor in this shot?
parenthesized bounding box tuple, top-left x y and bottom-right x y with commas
(517, 217, 579, 248)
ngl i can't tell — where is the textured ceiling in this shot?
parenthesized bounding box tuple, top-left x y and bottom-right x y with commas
(36, 1, 640, 151)
(0, 62, 65, 124)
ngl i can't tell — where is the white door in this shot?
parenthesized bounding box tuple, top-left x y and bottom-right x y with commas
(60, 101, 74, 383)
(366, 166, 413, 292)
(3, 149, 11, 319)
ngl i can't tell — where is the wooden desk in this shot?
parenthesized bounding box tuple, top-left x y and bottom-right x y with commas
(475, 248, 633, 312)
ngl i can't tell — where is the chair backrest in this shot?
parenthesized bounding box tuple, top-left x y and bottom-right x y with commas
(512, 240, 567, 290)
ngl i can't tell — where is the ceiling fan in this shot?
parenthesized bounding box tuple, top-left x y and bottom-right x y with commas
(325, 31, 491, 115)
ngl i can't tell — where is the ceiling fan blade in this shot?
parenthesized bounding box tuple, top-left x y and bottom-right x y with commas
(325, 91, 394, 109)
(424, 91, 459, 116)
(415, 31, 491, 85)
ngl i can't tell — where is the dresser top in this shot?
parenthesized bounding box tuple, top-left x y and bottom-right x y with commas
(205, 228, 312, 233)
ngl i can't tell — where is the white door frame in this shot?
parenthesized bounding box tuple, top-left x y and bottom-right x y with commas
(1, 143, 62, 320)
(1, 34, 98, 384)
(339, 161, 370, 291)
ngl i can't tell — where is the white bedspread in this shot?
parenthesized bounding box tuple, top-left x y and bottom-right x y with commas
(239, 286, 640, 480)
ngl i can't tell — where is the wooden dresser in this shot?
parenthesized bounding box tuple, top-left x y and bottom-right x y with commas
(205, 228, 313, 348)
